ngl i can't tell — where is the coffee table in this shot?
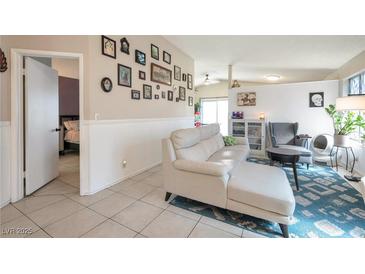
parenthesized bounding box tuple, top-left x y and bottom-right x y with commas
(266, 147, 307, 191)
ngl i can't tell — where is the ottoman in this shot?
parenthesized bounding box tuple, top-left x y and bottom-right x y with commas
(227, 162, 296, 237)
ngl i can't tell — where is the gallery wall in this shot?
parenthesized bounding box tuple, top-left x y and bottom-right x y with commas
(0, 35, 195, 121)
(0, 35, 195, 203)
(228, 80, 340, 138)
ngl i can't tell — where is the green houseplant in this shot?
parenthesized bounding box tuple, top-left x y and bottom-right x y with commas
(325, 104, 365, 146)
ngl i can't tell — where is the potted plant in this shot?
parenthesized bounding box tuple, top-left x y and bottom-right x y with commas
(325, 104, 365, 146)
(194, 102, 201, 113)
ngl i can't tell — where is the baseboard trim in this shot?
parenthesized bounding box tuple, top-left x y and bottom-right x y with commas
(83, 161, 161, 196)
(0, 199, 11, 208)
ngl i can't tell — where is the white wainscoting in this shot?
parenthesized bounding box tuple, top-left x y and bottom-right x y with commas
(0, 121, 11, 208)
(84, 116, 194, 194)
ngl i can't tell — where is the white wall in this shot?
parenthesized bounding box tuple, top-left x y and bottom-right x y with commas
(228, 80, 340, 138)
(85, 117, 193, 194)
(195, 80, 269, 102)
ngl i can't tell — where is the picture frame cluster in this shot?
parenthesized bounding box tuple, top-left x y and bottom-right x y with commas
(100, 35, 194, 107)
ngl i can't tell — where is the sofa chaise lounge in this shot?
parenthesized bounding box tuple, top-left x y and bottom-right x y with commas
(162, 123, 296, 237)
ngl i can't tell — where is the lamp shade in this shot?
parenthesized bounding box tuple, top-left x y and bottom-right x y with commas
(336, 95, 365, 111)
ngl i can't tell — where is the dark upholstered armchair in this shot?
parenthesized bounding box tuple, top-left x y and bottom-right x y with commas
(269, 122, 312, 167)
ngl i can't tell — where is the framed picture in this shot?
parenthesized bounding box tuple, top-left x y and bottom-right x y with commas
(237, 92, 256, 106)
(101, 77, 113, 93)
(163, 51, 171, 64)
(139, 70, 146, 80)
(309, 92, 324, 107)
(174, 66, 181, 81)
(182, 73, 186, 82)
(161, 91, 166, 99)
(143, 84, 152, 99)
(120, 37, 130, 54)
(188, 96, 193, 106)
(135, 50, 146, 65)
(118, 64, 132, 87)
(187, 73, 193, 90)
(131, 90, 140, 100)
(101, 35, 116, 59)
(151, 63, 172, 86)
(151, 44, 159, 60)
(155, 94, 159, 100)
(179, 86, 186, 101)
(168, 90, 173, 101)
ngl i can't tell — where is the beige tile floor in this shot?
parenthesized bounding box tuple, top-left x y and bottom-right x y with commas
(0, 153, 257, 238)
(2, 154, 358, 238)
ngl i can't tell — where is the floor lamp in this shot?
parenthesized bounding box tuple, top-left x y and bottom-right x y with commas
(335, 95, 365, 182)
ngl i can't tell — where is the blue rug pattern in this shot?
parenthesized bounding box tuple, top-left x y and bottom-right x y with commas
(170, 158, 365, 238)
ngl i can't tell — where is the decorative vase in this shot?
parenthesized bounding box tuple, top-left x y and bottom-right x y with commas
(333, 134, 349, 147)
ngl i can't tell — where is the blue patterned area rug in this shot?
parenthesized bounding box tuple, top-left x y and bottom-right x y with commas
(170, 158, 365, 238)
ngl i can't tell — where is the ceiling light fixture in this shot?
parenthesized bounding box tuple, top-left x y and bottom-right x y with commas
(203, 74, 219, 85)
(265, 74, 281, 81)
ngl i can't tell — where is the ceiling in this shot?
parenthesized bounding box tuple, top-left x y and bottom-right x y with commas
(164, 36, 365, 86)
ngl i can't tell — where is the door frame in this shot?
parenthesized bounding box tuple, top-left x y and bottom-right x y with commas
(10, 48, 88, 202)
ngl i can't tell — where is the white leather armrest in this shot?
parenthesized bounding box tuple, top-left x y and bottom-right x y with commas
(174, 160, 228, 177)
(236, 137, 249, 145)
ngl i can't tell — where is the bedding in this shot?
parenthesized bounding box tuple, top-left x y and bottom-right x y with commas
(64, 120, 80, 144)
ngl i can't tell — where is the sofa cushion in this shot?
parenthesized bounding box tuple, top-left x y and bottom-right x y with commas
(201, 133, 225, 158)
(208, 145, 249, 172)
(176, 143, 208, 161)
(171, 127, 200, 149)
(200, 123, 220, 140)
(228, 162, 295, 216)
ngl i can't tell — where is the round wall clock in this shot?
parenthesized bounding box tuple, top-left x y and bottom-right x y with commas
(101, 77, 113, 92)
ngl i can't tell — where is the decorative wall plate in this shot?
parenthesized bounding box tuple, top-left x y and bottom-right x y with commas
(0, 48, 8, 73)
(101, 77, 113, 92)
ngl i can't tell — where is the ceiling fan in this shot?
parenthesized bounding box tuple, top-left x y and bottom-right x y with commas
(203, 74, 220, 85)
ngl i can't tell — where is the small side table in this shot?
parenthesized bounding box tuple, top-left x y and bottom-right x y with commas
(330, 145, 356, 173)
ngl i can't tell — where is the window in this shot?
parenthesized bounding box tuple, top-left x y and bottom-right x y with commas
(201, 97, 228, 136)
(349, 72, 365, 95)
(347, 72, 365, 141)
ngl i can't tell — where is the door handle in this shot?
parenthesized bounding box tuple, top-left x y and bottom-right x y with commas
(52, 128, 61, 132)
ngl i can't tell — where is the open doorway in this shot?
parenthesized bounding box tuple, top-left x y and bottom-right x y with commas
(55, 58, 80, 190)
(10, 49, 85, 203)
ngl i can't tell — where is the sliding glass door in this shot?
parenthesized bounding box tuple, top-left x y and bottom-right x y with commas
(201, 97, 228, 135)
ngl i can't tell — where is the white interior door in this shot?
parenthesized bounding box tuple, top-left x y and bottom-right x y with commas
(25, 57, 59, 195)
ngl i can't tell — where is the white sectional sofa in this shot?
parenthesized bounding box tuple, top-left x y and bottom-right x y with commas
(162, 123, 296, 237)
